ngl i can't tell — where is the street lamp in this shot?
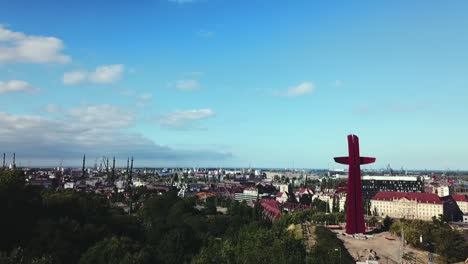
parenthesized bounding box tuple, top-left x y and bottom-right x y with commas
(334, 248, 341, 264)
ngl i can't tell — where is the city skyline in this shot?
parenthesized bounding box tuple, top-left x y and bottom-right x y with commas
(1, 0, 468, 169)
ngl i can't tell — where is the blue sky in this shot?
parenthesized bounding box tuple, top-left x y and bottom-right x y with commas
(0, 0, 467, 169)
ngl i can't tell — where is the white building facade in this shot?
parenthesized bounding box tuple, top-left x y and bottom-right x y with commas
(453, 195, 468, 214)
(371, 192, 444, 221)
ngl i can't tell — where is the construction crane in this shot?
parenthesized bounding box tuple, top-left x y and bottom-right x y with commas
(111, 156, 115, 182)
(99, 156, 110, 178)
(386, 163, 394, 175)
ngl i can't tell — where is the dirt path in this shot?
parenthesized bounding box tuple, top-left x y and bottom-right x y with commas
(336, 231, 432, 264)
(302, 221, 316, 252)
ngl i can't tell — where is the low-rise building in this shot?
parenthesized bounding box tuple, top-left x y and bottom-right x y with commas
(276, 192, 288, 203)
(273, 183, 290, 194)
(453, 181, 468, 195)
(434, 185, 452, 197)
(453, 194, 468, 214)
(234, 188, 268, 203)
(64, 182, 75, 189)
(334, 192, 347, 212)
(312, 191, 346, 213)
(371, 192, 459, 221)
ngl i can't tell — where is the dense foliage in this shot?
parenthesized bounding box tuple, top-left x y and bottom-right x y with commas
(8, 169, 465, 263)
(389, 218, 468, 263)
(193, 223, 306, 263)
(306, 227, 354, 264)
(0, 170, 313, 264)
(278, 208, 345, 225)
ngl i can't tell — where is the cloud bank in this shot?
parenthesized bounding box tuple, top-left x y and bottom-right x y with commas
(63, 64, 124, 85)
(0, 25, 70, 64)
(0, 80, 38, 94)
(159, 109, 215, 129)
(0, 106, 230, 164)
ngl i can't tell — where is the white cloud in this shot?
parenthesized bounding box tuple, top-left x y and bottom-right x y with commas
(275, 82, 315, 97)
(175, 79, 200, 91)
(89, 64, 124, 83)
(67, 104, 134, 129)
(0, 106, 231, 163)
(0, 25, 70, 64)
(0, 80, 38, 94)
(160, 109, 215, 129)
(63, 71, 87, 85)
(63, 64, 124, 85)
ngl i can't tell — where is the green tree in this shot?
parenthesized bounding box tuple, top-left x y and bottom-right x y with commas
(205, 197, 217, 215)
(0, 169, 42, 252)
(368, 216, 378, 227)
(382, 215, 393, 231)
(193, 223, 306, 264)
(79, 236, 151, 264)
(312, 198, 328, 213)
(307, 227, 355, 264)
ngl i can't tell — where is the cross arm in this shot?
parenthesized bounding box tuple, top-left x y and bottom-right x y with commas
(360, 157, 376, 165)
(334, 157, 349, 164)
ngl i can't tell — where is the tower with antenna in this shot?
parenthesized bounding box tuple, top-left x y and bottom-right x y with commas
(82, 154, 86, 179)
(2, 153, 5, 170)
(126, 157, 129, 173)
(128, 156, 133, 185)
(13, 153, 16, 169)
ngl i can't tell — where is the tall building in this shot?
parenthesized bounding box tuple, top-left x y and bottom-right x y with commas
(361, 175, 424, 200)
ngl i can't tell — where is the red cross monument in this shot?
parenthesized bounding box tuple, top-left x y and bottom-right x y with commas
(334, 134, 376, 234)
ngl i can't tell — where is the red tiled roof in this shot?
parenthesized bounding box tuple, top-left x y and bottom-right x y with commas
(372, 192, 443, 204)
(452, 194, 468, 202)
(297, 188, 313, 194)
(276, 192, 284, 198)
(260, 199, 281, 219)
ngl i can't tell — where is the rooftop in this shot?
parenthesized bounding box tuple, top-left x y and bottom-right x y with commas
(362, 175, 421, 181)
(452, 194, 468, 202)
(372, 192, 443, 204)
